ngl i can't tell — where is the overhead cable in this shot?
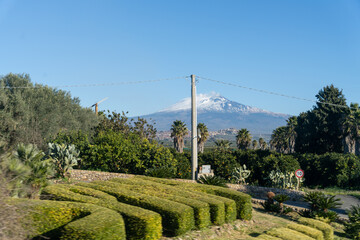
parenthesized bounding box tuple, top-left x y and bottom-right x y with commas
(0, 76, 189, 89)
(197, 75, 357, 110)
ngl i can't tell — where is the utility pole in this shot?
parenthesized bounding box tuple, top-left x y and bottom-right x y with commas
(191, 74, 198, 180)
(91, 97, 108, 115)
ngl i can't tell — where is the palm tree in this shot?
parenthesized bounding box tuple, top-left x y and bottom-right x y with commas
(270, 126, 289, 153)
(252, 140, 258, 150)
(197, 123, 209, 153)
(2, 144, 53, 198)
(214, 139, 231, 151)
(259, 138, 267, 150)
(286, 116, 298, 153)
(343, 103, 360, 155)
(170, 120, 188, 153)
(236, 128, 252, 150)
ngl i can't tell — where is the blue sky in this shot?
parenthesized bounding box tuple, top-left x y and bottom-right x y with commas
(1, 0, 359, 117)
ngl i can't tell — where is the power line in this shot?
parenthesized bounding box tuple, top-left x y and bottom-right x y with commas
(0, 76, 189, 89)
(197, 75, 357, 111)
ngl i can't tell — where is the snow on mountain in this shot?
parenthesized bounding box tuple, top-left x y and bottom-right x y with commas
(160, 92, 272, 114)
(139, 92, 289, 133)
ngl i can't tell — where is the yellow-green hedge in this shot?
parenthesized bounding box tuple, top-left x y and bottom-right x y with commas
(256, 233, 282, 239)
(298, 217, 334, 240)
(106, 180, 211, 229)
(42, 184, 162, 240)
(287, 223, 324, 240)
(267, 227, 315, 240)
(110, 177, 234, 225)
(136, 176, 252, 220)
(10, 199, 125, 239)
(78, 181, 194, 236)
(128, 177, 236, 223)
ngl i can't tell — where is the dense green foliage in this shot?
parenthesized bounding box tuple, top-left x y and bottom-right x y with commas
(345, 204, 360, 239)
(297, 153, 360, 188)
(11, 199, 126, 239)
(0, 73, 98, 150)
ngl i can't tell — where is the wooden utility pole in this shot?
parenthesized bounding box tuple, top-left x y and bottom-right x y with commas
(91, 97, 108, 115)
(191, 74, 198, 180)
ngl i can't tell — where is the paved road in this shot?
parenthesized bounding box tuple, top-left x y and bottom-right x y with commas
(254, 194, 360, 219)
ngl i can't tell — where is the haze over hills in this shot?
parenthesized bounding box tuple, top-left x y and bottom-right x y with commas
(139, 93, 290, 134)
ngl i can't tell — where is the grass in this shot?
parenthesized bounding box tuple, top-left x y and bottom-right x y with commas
(160, 202, 351, 240)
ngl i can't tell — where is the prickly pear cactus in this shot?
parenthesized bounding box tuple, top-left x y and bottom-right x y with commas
(47, 143, 79, 178)
(232, 164, 251, 184)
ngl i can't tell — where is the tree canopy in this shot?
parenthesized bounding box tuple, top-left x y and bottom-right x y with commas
(0, 73, 98, 150)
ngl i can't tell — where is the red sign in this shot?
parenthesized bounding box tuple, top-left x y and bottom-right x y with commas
(295, 169, 304, 178)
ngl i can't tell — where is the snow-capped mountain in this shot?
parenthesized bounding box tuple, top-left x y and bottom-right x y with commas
(160, 92, 273, 114)
(139, 93, 289, 134)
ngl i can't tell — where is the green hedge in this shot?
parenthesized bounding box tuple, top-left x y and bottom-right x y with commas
(298, 217, 334, 240)
(267, 227, 315, 240)
(136, 176, 252, 220)
(106, 180, 211, 228)
(110, 177, 233, 225)
(287, 223, 324, 240)
(256, 234, 282, 239)
(10, 199, 125, 239)
(42, 184, 162, 240)
(113, 177, 237, 224)
(78, 181, 194, 236)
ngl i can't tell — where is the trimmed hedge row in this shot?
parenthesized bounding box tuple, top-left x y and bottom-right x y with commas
(42, 184, 162, 240)
(287, 223, 324, 240)
(256, 234, 282, 239)
(136, 176, 252, 220)
(110, 177, 236, 225)
(10, 199, 125, 239)
(106, 180, 212, 228)
(298, 217, 334, 240)
(266, 227, 315, 240)
(78, 181, 194, 236)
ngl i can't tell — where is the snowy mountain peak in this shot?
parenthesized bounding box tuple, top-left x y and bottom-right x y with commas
(159, 92, 270, 114)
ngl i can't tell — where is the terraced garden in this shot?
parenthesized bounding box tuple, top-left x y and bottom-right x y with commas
(9, 176, 338, 239)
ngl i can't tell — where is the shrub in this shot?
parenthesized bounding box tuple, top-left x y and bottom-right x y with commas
(287, 223, 324, 240)
(267, 227, 315, 240)
(78, 181, 194, 236)
(298, 217, 334, 240)
(197, 175, 228, 188)
(110, 177, 231, 225)
(106, 181, 211, 229)
(10, 199, 126, 239)
(145, 166, 176, 178)
(0, 144, 53, 198)
(344, 204, 360, 239)
(137, 176, 253, 220)
(42, 184, 162, 240)
(302, 191, 340, 222)
(256, 233, 282, 239)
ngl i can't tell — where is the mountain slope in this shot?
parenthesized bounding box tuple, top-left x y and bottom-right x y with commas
(139, 93, 289, 134)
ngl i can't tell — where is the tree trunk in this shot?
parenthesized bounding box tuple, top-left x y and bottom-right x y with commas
(343, 135, 356, 154)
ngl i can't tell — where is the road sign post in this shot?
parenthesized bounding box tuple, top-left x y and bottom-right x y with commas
(295, 169, 304, 191)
